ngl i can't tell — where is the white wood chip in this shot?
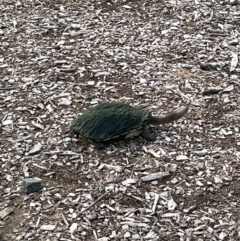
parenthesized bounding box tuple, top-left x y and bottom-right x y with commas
(124, 231, 131, 238)
(94, 71, 110, 77)
(176, 155, 188, 161)
(193, 149, 209, 156)
(122, 179, 138, 186)
(167, 198, 177, 211)
(147, 149, 161, 158)
(31, 121, 44, 130)
(214, 175, 223, 184)
(122, 5, 132, 9)
(100, 164, 123, 172)
(196, 180, 204, 186)
(60, 98, 72, 105)
(88, 81, 95, 86)
(161, 212, 181, 218)
(69, 223, 77, 234)
(141, 172, 170, 182)
(222, 85, 234, 93)
(40, 224, 56, 231)
(97, 238, 109, 241)
(230, 52, 238, 72)
(151, 193, 159, 213)
(2, 119, 12, 125)
(144, 231, 158, 239)
(219, 231, 228, 240)
(121, 222, 150, 228)
(0, 208, 13, 219)
(28, 143, 42, 155)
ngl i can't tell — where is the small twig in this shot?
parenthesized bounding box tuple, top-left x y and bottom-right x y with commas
(80, 190, 111, 214)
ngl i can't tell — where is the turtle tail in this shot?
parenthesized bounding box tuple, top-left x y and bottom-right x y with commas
(149, 106, 188, 125)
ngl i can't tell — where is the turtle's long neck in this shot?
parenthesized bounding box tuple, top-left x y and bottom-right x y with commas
(149, 106, 188, 125)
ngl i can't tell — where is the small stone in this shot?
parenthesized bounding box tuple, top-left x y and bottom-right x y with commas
(22, 177, 42, 194)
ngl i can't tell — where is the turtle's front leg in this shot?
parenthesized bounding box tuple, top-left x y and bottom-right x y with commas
(141, 125, 156, 141)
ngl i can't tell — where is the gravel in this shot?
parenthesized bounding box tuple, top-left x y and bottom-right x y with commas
(1, 0, 240, 240)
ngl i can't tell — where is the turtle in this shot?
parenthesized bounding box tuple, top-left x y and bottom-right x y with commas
(70, 102, 188, 148)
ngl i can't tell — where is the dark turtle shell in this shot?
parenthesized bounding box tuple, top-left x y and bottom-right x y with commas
(70, 102, 151, 141)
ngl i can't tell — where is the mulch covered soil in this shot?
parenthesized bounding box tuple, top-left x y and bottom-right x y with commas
(1, 0, 240, 240)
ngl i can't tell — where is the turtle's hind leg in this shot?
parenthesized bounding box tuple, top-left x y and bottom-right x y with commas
(141, 125, 156, 141)
(92, 141, 107, 149)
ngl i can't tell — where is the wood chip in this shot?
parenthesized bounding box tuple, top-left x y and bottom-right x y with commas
(141, 172, 170, 182)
